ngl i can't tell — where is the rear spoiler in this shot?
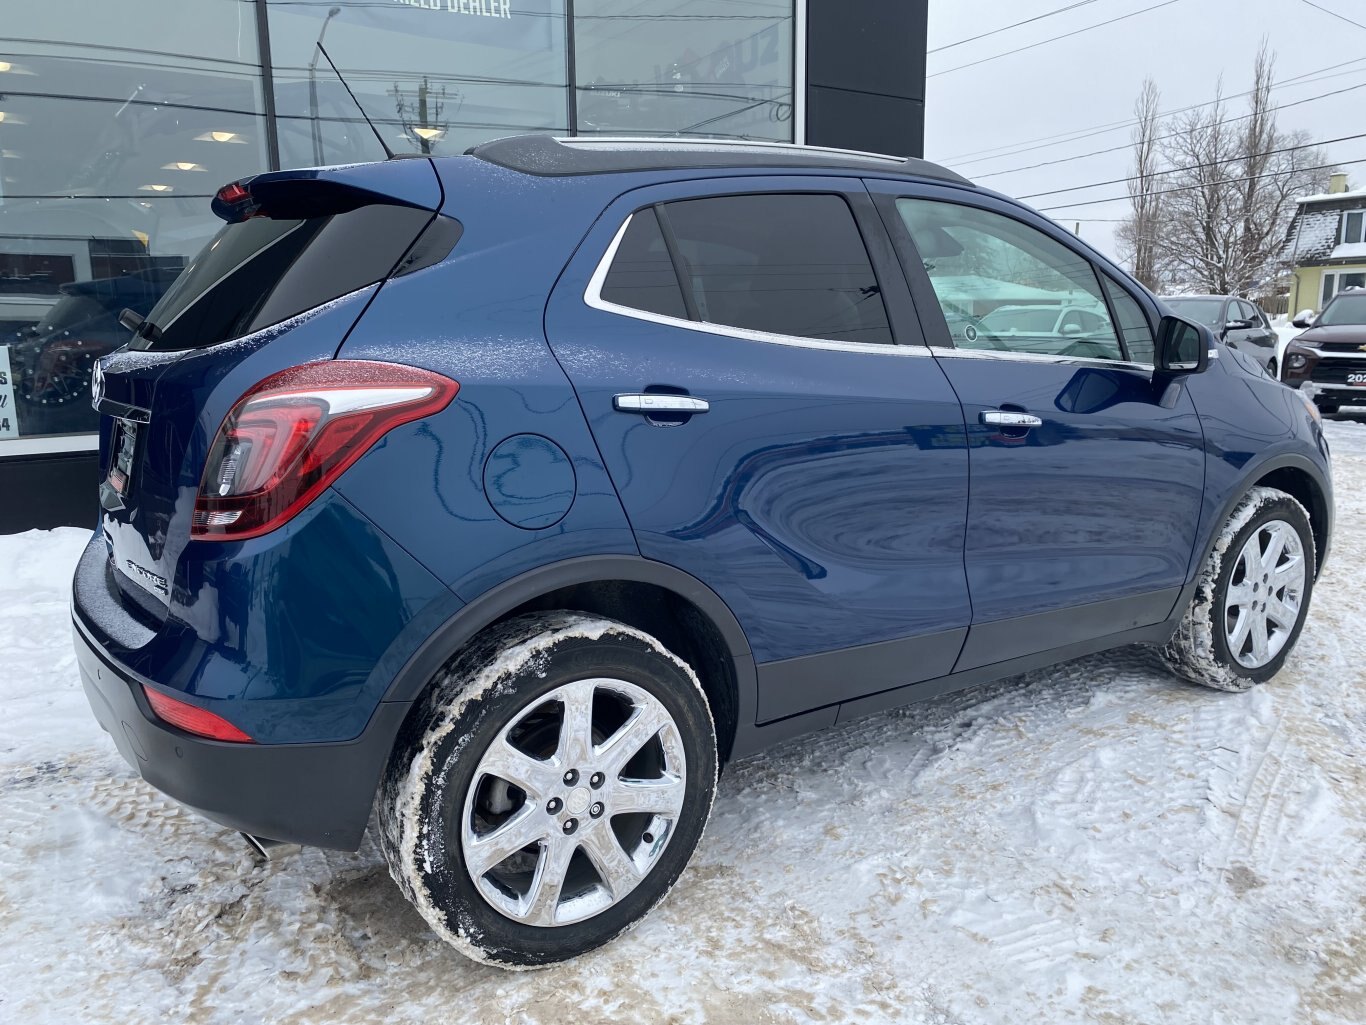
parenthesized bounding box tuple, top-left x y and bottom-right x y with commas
(211, 159, 443, 223)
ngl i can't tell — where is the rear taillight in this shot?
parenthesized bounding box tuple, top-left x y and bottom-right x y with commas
(143, 685, 254, 743)
(192, 360, 458, 540)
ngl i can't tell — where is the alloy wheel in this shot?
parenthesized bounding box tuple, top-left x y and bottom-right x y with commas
(1224, 518, 1306, 669)
(460, 677, 687, 927)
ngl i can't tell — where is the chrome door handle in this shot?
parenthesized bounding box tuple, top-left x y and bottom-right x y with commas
(614, 394, 710, 414)
(980, 410, 1042, 428)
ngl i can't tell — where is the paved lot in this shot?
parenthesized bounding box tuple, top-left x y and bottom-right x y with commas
(3, 417, 1365, 1025)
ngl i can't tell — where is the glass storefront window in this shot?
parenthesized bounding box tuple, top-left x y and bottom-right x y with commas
(0, 2, 268, 442)
(265, 0, 569, 168)
(574, 0, 794, 141)
(0, 0, 796, 449)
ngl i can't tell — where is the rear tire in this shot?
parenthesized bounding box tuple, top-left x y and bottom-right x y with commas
(1158, 487, 1315, 692)
(1315, 399, 1340, 415)
(377, 612, 717, 969)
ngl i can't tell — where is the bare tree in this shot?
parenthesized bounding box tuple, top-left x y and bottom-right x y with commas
(1118, 41, 1333, 295)
(1118, 77, 1163, 290)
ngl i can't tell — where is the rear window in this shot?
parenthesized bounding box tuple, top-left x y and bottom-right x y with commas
(133, 204, 434, 351)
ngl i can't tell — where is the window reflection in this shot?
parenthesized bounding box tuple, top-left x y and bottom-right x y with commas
(0, 1, 266, 440)
(574, 0, 793, 140)
(266, 0, 569, 167)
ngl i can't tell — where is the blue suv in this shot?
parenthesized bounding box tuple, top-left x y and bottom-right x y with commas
(74, 136, 1333, 967)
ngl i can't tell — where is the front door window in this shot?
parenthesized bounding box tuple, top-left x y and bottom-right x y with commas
(896, 198, 1126, 362)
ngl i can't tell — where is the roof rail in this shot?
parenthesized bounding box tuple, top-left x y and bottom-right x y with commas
(552, 135, 908, 165)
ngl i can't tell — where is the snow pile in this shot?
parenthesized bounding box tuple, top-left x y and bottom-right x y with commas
(3, 422, 1366, 1023)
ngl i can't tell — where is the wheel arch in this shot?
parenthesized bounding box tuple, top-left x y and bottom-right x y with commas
(1189, 454, 1331, 592)
(1248, 459, 1331, 575)
(380, 556, 755, 764)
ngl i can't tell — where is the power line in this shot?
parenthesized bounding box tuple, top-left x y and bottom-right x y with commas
(927, 0, 1184, 79)
(1037, 156, 1366, 211)
(942, 54, 1366, 164)
(1019, 131, 1366, 199)
(928, 1, 1105, 54)
(981, 80, 1366, 182)
(1299, 0, 1366, 32)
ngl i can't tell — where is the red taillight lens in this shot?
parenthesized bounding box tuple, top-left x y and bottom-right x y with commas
(143, 685, 254, 743)
(192, 360, 458, 541)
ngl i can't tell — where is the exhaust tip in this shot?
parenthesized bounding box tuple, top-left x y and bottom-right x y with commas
(241, 832, 301, 862)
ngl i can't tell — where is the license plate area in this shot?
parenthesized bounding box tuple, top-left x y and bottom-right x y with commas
(1348, 371, 1366, 387)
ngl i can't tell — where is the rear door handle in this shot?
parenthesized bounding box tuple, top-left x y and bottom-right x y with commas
(980, 410, 1042, 428)
(614, 394, 710, 414)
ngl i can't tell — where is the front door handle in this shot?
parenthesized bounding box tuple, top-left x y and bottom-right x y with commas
(981, 410, 1042, 428)
(614, 394, 710, 414)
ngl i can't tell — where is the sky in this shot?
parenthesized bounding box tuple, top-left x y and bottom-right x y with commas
(923, 0, 1366, 265)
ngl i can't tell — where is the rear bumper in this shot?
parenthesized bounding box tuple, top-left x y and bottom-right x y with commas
(74, 615, 408, 850)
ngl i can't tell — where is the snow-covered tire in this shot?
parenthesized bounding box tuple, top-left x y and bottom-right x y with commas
(376, 612, 717, 969)
(1159, 486, 1316, 692)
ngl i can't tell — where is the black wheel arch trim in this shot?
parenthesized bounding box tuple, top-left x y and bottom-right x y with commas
(379, 554, 758, 731)
(1172, 451, 1332, 621)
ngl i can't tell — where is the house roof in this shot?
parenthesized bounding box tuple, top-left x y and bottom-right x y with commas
(1295, 187, 1366, 204)
(1281, 207, 1342, 262)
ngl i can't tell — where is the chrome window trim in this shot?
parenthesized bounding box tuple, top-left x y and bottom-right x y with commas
(927, 344, 1156, 373)
(583, 214, 931, 358)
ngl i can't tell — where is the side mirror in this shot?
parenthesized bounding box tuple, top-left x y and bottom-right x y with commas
(1224, 319, 1252, 332)
(1292, 309, 1316, 329)
(118, 308, 144, 334)
(1060, 322, 1083, 336)
(1157, 315, 1210, 374)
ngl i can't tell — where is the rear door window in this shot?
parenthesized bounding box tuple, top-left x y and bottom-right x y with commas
(662, 193, 893, 346)
(133, 204, 435, 351)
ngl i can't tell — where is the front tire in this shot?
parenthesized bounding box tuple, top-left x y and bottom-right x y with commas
(1315, 398, 1341, 415)
(1159, 487, 1315, 692)
(377, 613, 717, 969)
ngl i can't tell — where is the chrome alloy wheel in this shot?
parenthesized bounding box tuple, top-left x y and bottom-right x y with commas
(460, 677, 688, 927)
(1224, 518, 1307, 669)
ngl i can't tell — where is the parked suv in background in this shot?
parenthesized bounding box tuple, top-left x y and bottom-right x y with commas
(1164, 294, 1280, 375)
(1284, 289, 1366, 413)
(73, 136, 1333, 968)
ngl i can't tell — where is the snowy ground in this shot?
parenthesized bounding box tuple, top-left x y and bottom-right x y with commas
(3, 421, 1366, 1025)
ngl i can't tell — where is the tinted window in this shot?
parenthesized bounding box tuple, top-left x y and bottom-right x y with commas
(136, 205, 433, 351)
(1102, 276, 1156, 363)
(662, 194, 893, 345)
(600, 209, 688, 319)
(1238, 300, 1262, 324)
(897, 198, 1122, 361)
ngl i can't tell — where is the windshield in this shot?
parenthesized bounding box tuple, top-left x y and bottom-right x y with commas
(1166, 298, 1224, 328)
(1318, 293, 1366, 326)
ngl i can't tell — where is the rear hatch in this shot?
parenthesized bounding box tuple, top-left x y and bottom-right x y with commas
(91, 159, 447, 630)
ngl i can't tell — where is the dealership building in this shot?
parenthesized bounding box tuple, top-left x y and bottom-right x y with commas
(0, 0, 926, 531)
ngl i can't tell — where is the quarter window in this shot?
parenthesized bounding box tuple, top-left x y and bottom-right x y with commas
(599, 209, 688, 320)
(897, 198, 1125, 362)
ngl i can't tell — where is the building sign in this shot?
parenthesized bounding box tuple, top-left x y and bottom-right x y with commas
(291, 0, 557, 50)
(0, 347, 20, 440)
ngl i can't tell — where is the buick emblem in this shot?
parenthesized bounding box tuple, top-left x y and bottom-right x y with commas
(91, 360, 105, 410)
